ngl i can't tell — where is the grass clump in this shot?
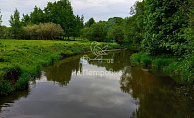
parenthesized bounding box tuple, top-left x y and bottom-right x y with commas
(141, 58, 152, 67)
(152, 58, 172, 69)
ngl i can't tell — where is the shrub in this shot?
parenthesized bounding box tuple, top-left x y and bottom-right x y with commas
(141, 58, 152, 67)
(16, 74, 29, 90)
(0, 81, 12, 95)
(131, 53, 141, 64)
(22, 22, 64, 40)
(152, 58, 172, 69)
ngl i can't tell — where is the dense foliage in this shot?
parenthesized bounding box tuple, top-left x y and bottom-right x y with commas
(130, 0, 194, 81)
(142, 0, 190, 56)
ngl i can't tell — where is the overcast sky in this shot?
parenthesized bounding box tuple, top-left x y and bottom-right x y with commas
(0, 0, 138, 27)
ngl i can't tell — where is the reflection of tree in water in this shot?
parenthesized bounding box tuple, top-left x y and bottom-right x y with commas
(0, 89, 29, 112)
(120, 66, 194, 118)
(43, 50, 131, 87)
(88, 50, 132, 72)
(44, 55, 82, 86)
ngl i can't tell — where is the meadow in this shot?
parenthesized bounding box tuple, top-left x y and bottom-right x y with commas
(0, 39, 121, 95)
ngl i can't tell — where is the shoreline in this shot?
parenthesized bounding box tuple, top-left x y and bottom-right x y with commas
(61, 48, 127, 58)
(0, 40, 124, 95)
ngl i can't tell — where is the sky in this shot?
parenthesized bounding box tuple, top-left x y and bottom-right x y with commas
(0, 0, 138, 27)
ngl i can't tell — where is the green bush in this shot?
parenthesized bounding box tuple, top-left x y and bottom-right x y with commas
(131, 53, 142, 64)
(16, 74, 29, 90)
(152, 58, 171, 69)
(0, 81, 12, 95)
(141, 58, 152, 67)
(22, 22, 64, 40)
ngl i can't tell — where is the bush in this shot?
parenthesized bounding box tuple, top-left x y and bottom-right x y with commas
(152, 58, 172, 69)
(0, 81, 12, 95)
(141, 58, 152, 67)
(131, 52, 142, 64)
(22, 22, 64, 40)
(16, 74, 29, 90)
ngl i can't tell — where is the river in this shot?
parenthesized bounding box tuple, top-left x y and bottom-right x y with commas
(0, 50, 193, 118)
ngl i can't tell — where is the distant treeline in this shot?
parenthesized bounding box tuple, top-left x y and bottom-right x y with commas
(80, 1, 145, 44)
(0, 0, 84, 40)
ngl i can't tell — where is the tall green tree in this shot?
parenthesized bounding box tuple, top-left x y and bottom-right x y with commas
(21, 14, 31, 26)
(9, 8, 22, 39)
(73, 15, 84, 38)
(85, 18, 95, 27)
(108, 25, 124, 44)
(30, 6, 45, 24)
(0, 9, 2, 26)
(44, 0, 76, 39)
(106, 17, 124, 43)
(0, 9, 3, 37)
(82, 21, 107, 42)
(122, 1, 145, 44)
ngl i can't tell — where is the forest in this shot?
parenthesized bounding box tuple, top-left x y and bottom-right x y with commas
(0, 0, 193, 95)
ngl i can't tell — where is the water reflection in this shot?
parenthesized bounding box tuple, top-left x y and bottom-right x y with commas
(120, 66, 194, 118)
(0, 89, 29, 115)
(0, 50, 193, 118)
(87, 51, 131, 72)
(44, 55, 83, 86)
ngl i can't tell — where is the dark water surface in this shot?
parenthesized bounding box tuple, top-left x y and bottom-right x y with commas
(0, 50, 193, 118)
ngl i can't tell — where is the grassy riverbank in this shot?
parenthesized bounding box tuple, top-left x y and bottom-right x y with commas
(0, 39, 122, 95)
(130, 52, 194, 83)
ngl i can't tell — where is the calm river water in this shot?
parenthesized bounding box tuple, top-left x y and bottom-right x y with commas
(0, 50, 193, 118)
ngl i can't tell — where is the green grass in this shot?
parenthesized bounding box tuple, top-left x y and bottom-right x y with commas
(130, 52, 194, 83)
(0, 39, 122, 95)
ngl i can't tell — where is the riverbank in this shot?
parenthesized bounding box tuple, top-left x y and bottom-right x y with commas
(130, 52, 194, 83)
(0, 39, 122, 95)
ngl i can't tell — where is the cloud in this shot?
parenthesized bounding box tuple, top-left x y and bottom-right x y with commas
(71, 0, 135, 22)
(0, 0, 136, 26)
(0, 0, 56, 26)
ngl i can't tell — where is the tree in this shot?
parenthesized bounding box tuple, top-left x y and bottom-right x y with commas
(0, 9, 2, 26)
(44, 0, 77, 39)
(142, 0, 189, 55)
(121, 1, 145, 45)
(106, 17, 124, 43)
(21, 14, 31, 26)
(85, 18, 95, 27)
(9, 8, 22, 39)
(0, 26, 12, 39)
(108, 25, 124, 44)
(73, 15, 84, 38)
(30, 6, 45, 24)
(81, 21, 107, 42)
(0, 9, 3, 37)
